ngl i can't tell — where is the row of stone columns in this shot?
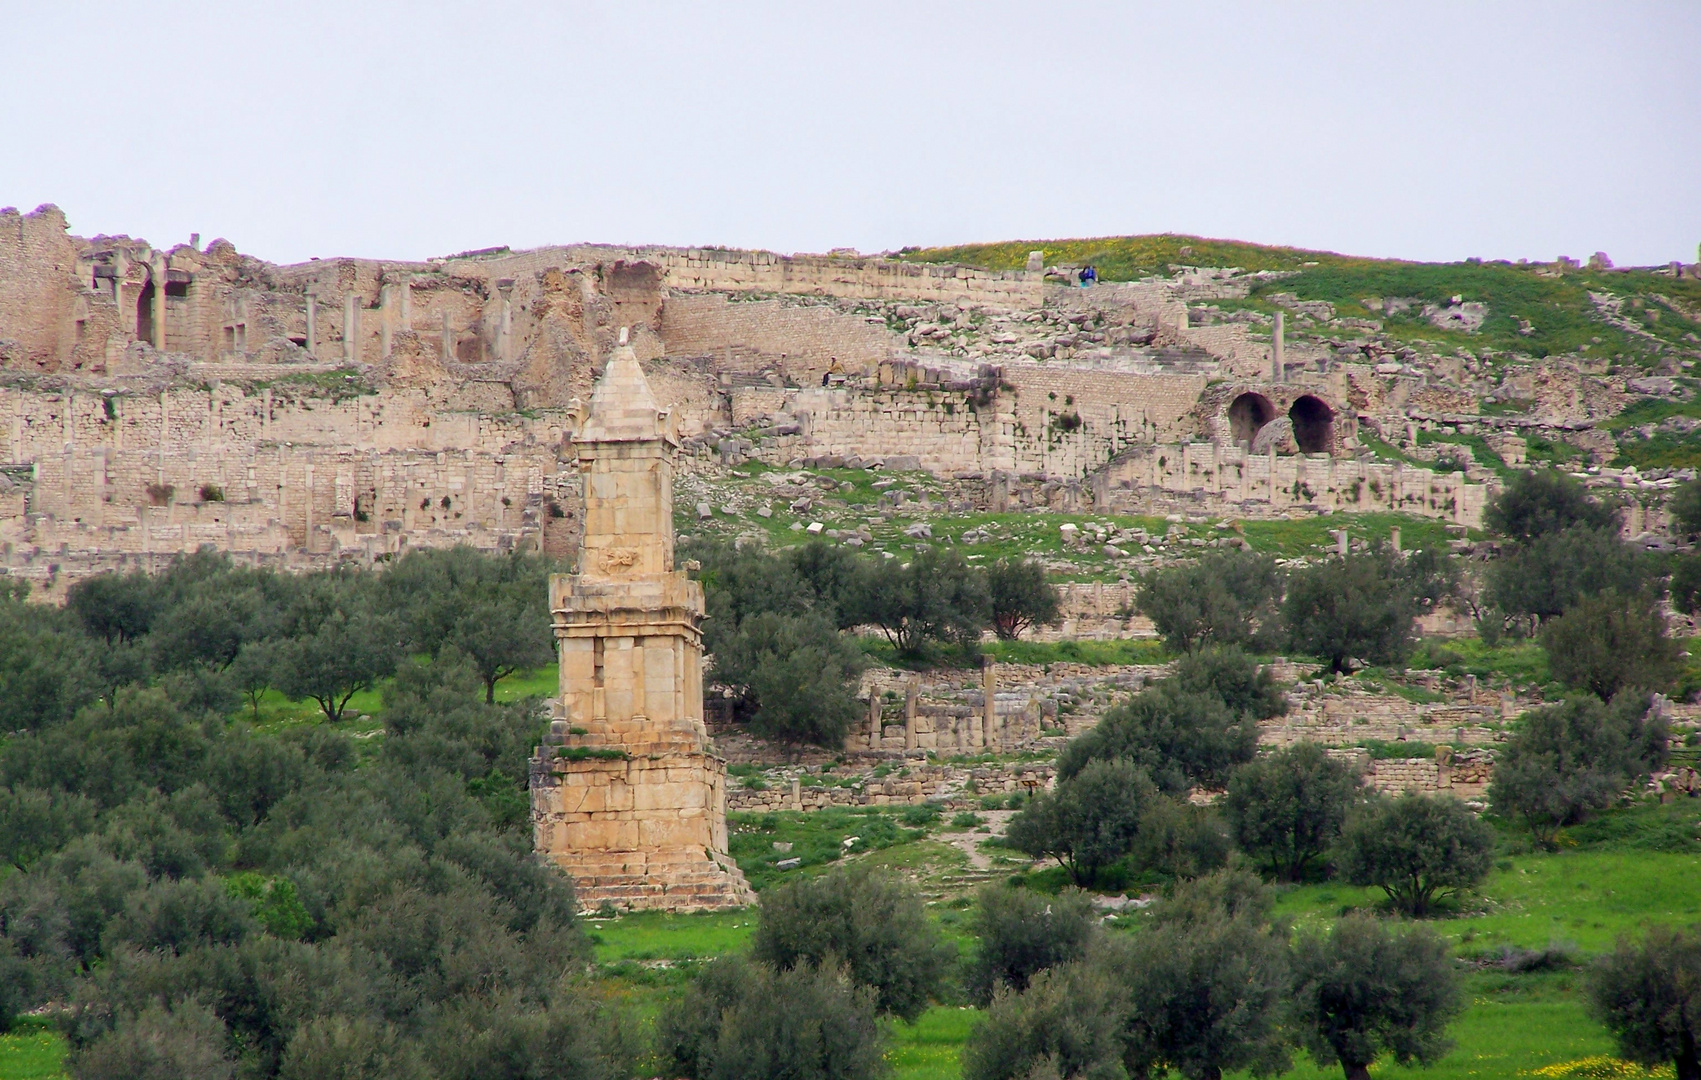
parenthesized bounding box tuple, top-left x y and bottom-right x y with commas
(863, 662, 1008, 753)
(302, 276, 516, 365)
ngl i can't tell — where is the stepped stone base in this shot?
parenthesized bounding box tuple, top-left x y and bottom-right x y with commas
(531, 716, 756, 914)
(558, 847, 755, 912)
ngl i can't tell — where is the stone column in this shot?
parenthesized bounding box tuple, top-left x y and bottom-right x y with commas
(1390, 526, 1401, 553)
(982, 658, 999, 752)
(441, 310, 454, 362)
(1335, 529, 1349, 556)
(150, 256, 167, 350)
(304, 286, 318, 356)
(380, 285, 394, 358)
(1272, 312, 1285, 383)
(497, 278, 515, 362)
(400, 276, 412, 327)
(867, 694, 882, 750)
(904, 680, 918, 750)
(112, 250, 128, 326)
(343, 293, 358, 363)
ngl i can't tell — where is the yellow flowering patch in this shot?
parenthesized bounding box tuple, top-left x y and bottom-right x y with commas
(1529, 1056, 1674, 1080)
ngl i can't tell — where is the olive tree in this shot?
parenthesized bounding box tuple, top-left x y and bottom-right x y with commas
(1485, 468, 1619, 543)
(1291, 914, 1463, 1080)
(661, 956, 888, 1080)
(967, 886, 1098, 1005)
(1136, 550, 1283, 654)
(987, 557, 1062, 640)
(1224, 742, 1361, 882)
(1283, 546, 1447, 674)
(1490, 694, 1667, 848)
(1005, 759, 1157, 886)
(1589, 925, 1701, 1080)
(1102, 910, 1292, 1080)
(1057, 685, 1258, 794)
(962, 962, 1127, 1080)
(1540, 591, 1683, 701)
(1335, 792, 1495, 916)
(750, 865, 952, 1022)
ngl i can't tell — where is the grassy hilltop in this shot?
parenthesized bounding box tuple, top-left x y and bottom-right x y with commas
(903, 234, 1701, 368)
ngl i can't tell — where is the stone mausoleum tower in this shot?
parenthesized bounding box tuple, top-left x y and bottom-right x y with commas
(530, 343, 755, 912)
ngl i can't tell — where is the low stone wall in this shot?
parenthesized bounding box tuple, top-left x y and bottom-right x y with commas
(1095, 442, 1492, 528)
(1358, 747, 1496, 799)
(728, 761, 1056, 812)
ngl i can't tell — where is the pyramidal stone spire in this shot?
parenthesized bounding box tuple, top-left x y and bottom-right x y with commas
(577, 344, 666, 444)
(529, 340, 755, 912)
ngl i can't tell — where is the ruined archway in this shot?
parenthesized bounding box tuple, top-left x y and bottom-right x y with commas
(1226, 392, 1277, 446)
(135, 279, 156, 343)
(1288, 395, 1335, 454)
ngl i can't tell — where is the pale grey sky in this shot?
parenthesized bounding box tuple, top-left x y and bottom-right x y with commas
(3, 2, 1696, 267)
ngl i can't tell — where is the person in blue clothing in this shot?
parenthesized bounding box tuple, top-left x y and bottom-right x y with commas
(1079, 264, 1097, 287)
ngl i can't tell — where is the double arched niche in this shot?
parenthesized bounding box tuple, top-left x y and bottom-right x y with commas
(1227, 391, 1335, 454)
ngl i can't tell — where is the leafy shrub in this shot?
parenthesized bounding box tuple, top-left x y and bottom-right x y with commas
(1490, 694, 1667, 847)
(1291, 914, 1463, 1080)
(966, 886, 1098, 1005)
(750, 865, 953, 1021)
(1224, 742, 1361, 881)
(662, 956, 888, 1080)
(1335, 792, 1496, 916)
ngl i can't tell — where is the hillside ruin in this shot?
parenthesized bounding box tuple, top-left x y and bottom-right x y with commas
(2, 203, 1695, 597)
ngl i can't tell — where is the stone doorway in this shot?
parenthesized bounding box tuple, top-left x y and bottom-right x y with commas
(1289, 394, 1335, 453)
(1227, 392, 1277, 446)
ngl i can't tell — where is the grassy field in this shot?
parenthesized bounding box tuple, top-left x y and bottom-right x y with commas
(901, 234, 1701, 367)
(0, 1019, 65, 1080)
(679, 459, 1474, 582)
(530, 822, 1701, 1080)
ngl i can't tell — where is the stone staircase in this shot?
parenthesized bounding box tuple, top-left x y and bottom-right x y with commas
(568, 849, 756, 913)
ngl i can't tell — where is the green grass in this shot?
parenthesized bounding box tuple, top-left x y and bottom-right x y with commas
(242, 663, 558, 734)
(1409, 638, 1550, 687)
(890, 977, 1620, 1080)
(1238, 513, 1466, 558)
(1271, 848, 1701, 953)
(0, 1017, 67, 1080)
(892, 1007, 983, 1080)
(728, 807, 932, 890)
(903, 234, 1701, 364)
(1602, 395, 1701, 469)
(584, 909, 756, 964)
(980, 639, 1169, 666)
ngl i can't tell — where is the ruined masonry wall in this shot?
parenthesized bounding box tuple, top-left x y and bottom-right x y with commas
(0, 382, 576, 593)
(1100, 442, 1491, 527)
(662, 294, 900, 381)
(0, 207, 78, 367)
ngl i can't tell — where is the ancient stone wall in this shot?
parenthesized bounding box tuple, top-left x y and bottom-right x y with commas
(0, 380, 576, 595)
(1096, 443, 1492, 527)
(661, 293, 901, 381)
(0, 207, 79, 368)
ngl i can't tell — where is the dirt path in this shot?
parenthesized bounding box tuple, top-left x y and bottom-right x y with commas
(935, 809, 1018, 870)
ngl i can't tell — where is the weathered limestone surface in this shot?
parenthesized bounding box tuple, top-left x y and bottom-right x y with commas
(529, 345, 754, 912)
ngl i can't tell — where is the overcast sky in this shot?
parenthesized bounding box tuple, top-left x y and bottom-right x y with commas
(3, 2, 1696, 267)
